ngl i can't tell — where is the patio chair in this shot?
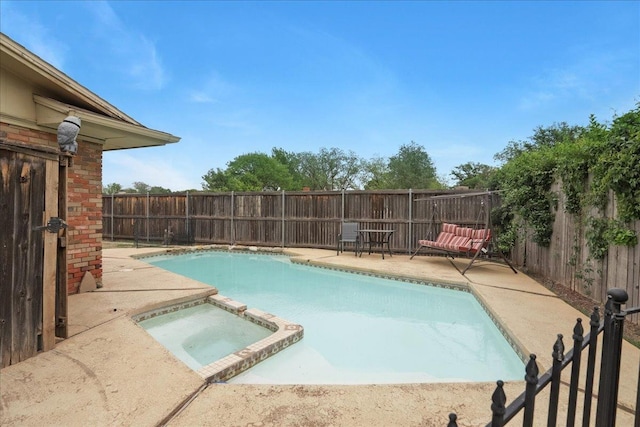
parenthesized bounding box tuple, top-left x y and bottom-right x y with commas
(337, 222, 360, 256)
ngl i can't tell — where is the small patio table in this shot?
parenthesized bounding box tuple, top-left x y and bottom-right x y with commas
(357, 229, 394, 259)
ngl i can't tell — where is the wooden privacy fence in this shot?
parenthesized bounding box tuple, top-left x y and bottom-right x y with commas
(102, 189, 639, 326)
(102, 190, 495, 254)
(511, 180, 640, 326)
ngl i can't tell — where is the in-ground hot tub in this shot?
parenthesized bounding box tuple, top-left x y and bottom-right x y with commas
(133, 294, 303, 382)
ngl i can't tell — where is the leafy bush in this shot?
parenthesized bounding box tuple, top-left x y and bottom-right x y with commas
(495, 105, 639, 255)
(499, 145, 558, 246)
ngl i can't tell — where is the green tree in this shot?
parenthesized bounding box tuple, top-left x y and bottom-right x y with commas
(103, 182, 122, 194)
(384, 141, 440, 189)
(202, 152, 293, 191)
(297, 147, 363, 190)
(362, 156, 390, 190)
(201, 168, 232, 191)
(149, 185, 172, 194)
(450, 162, 498, 189)
(132, 181, 151, 193)
(271, 147, 305, 189)
(495, 122, 584, 163)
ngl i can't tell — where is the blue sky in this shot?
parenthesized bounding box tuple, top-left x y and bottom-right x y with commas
(1, 1, 638, 191)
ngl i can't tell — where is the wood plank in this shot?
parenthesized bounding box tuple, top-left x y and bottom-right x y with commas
(56, 158, 68, 338)
(13, 158, 32, 363)
(12, 155, 45, 363)
(27, 156, 45, 356)
(42, 158, 58, 351)
(0, 149, 16, 368)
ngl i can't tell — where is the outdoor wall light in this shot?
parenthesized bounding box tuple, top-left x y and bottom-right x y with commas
(57, 115, 81, 154)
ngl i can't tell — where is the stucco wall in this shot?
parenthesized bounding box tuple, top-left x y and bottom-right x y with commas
(1, 121, 103, 293)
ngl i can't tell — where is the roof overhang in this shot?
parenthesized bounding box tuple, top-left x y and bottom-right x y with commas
(34, 95, 180, 150)
(1, 33, 139, 123)
(1, 33, 181, 151)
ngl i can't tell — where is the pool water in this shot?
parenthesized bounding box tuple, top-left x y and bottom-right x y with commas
(139, 303, 272, 370)
(147, 251, 524, 384)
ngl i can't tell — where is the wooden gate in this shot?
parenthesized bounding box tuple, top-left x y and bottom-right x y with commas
(0, 142, 66, 368)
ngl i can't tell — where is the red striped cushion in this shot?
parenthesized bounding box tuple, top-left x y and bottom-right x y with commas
(472, 228, 491, 241)
(468, 229, 491, 253)
(444, 235, 471, 251)
(442, 223, 458, 234)
(457, 227, 473, 238)
(436, 232, 456, 247)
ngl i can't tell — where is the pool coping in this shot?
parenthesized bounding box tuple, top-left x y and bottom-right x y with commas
(293, 254, 530, 365)
(135, 245, 530, 368)
(131, 292, 303, 383)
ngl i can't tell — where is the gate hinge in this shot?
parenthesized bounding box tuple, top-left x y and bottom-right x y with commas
(33, 217, 68, 233)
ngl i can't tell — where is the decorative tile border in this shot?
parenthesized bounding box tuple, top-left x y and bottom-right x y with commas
(294, 260, 471, 293)
(134, 244, 287, 261)
(290, 259, 529, 364)
(132, 293, 303, 383)
(132, 297, 208, 322)
(136, 247, 528, 369)
(196, 300, 303, 383)
(208, 294, 247, 314)
(467, 288, 529, 363)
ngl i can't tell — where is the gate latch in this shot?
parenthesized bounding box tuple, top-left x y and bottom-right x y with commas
(33, 217, 68, 233)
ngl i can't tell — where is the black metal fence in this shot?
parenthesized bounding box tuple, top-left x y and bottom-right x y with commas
(448, 288, 639, 427)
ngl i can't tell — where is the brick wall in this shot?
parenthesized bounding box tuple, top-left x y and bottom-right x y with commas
(1, 122, 103, 294)
(67, 140, 103, 293)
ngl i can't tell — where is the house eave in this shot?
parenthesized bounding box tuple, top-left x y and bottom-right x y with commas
(34, 95, 180, 150)
(1, 33, 141, 125)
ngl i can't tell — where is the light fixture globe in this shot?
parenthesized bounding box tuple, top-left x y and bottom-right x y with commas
(57, 115, 81, 154)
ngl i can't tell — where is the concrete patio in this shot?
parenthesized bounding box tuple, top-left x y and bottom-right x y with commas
(1, 246, 638, 426)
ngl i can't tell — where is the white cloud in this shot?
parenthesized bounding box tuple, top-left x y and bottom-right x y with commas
(187, 71, 238, 104)
(518, 68, 587, 110)
(84, 1, 167, 90)
(127, 35, 166, 90)
(517, 50, 634, 111)
(189, 91, 216, 104)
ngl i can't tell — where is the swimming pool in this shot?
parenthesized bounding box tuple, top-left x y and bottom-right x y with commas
(146, 250, 524, 384)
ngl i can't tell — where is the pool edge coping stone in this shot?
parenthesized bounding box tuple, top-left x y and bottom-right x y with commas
(129, 289, 304, 384)
(136, 246, 530, 376)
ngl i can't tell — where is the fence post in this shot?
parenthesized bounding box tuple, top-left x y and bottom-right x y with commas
(547, 334, 564, 426)
(281, 190, 285, 248)
(185, 191, 190, 243)
(111, 193, 114, 241)
(146, 191, 150, 243)
(231, 191, 235, 245)
(408, 189, 412, 255)
(523, 354, 539, 427)
(490, 380, 506, 427)
(341, 190, 345, 222)
(595, 288, 628, 427)
(582, 307, 600, 427)
(567, 319, 584, 427)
